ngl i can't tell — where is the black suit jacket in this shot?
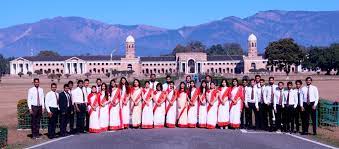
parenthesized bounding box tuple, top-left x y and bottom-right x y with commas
(59, 92, 72, 113)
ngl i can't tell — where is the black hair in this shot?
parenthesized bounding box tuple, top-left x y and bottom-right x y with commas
(199, 80, 208, 95)
(287, 81, 293, 85)
(278, 82, 284, 85)
(255, 75, 261, 78)
(166, 75, 171, 79)
(63, 84, 69, 88)
(179, 82, 186, 92)
(305, 77, 312, 81)
(133, 79, 141, 87)
(77, 79, 83, 84)
(260, 79, 265, 82)
(68, 81, 74, 85)
(33, 78, 39, 82)
(84, 79, 89, 82)
(269, 77, 275, 81)
(156, 82, 163, 91)
(220, 79, 228, 87)
(295, 80, 302, 85)
(96, 78, 102, 82)
(51, 83, 57, 87)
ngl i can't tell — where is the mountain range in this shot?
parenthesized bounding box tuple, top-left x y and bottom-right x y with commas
(0, 10, 338, 57)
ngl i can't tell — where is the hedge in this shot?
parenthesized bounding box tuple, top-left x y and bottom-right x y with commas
(0, 126, 7, 148)
(17, 99, 49, 129)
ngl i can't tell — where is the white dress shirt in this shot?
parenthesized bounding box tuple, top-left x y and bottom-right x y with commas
(84, 87, 91, 103)
(300, 85, 319, 107)
(274, 89, 285, 110)
(245, 86, 258, 109)
(295, 88, 303, 106)
(256, 85, 265, 104)
(283, 89, 298, 108)
(162, 83, 169, 91)
(263, 84, 278, 104)
(45, 91, 59, 112)
(27, 87, 45, 109)
(72, 87, 87, 104)
(150, 81, 159, 90)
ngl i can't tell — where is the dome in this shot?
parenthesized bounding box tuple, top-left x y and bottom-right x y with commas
(126, 35, 135, 43)
(248, 33, 257, 41)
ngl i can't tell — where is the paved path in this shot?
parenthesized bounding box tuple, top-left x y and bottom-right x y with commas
(27, 128, 336, 149)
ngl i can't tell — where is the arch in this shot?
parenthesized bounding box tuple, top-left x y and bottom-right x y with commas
(188, 59, 195, 73)
(251, 62, 256, 70)
(127, 64, 132, 71)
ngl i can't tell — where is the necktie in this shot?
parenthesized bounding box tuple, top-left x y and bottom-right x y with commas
(260, 88, 264, 103)
(307, 86, 310, 104)
(287, 90, 290, 105)
(37, 88, 40, 106)
(297, 91, 300, 105)
(55, 92, 59, 105)
(271, 86, 274, 103)
(81, 88, 85, 102)
(279, 90, 282, 105)
(251, 87, 254, 100)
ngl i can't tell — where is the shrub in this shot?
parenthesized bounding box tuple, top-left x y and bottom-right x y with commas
(0, 126, 7, 148)
(17, 99, 49, 129)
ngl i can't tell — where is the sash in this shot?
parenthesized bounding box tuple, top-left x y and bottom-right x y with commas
(99, 92, 108, 106)
(218, 87, 230, 107)
(230, 86, 244, 111)
(121, 87, 128, 107)
(165, 89, 177, 115)
(187, 88, 200, 112)
(130, 87, 142, 114)
(142, 88, 153, 110)
(177, 91, 187, 123)
(153, 91, 166, 113)
(207, 89, 218, 113)
(88, 93, 98, 116)
(109, 88, 120, 110)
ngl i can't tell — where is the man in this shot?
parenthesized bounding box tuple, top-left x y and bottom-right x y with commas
(59, 84, 71, 137)
(96, 78, 102, 92)
(185, 75, 192, 88)
(45, 83, 59, 139)
(205, 75, 212, 89)
(244, 79, 259, 129)
(300, 77, 319, 135)
(264, 77, 278, 131)
(83, 79, 91, 132)
(162, 75, 171, 91)
(274, 82, 285, 132)
(283, 82, 298, 133)
(256, 79, 266, 130)
(149, 74, 159, 90)
(240, 77, 248, 129)
(254, 75, 261, 85)
(68, 81, 76, 134)
(27, 78, 44, 139)
(72, 80, 87, 133)
(294, 80, 303, 133)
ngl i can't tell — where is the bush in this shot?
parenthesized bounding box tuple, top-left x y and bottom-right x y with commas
(17, 99, 49, 129)
(0, 126, 7, 148)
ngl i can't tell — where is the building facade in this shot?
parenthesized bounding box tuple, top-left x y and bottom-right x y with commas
(9, 34, 298, 76)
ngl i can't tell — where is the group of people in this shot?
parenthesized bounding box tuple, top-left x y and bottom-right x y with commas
(27, 74, 319, 139)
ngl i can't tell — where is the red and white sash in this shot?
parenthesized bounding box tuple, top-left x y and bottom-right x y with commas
(130, 87, 142, 114)
(187, 88, 200, 112)
(142, 88, 153, 110)
(207, 89, 218, 113)
(229, 86, 244, 111)
(165, 89, 178, 114)
(109, 88, 121, 110)
(88, 93, 98, 116)
(120, 86, 129, 107)
(153, 91, 166, 113)
(218, 87, 230, 107)
(177, 91, 188, 122)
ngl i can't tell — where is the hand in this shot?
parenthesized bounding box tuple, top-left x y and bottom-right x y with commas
(256, 108, 259, 112)
(48, 112, 52, 118)
(222, 102, 225, 106)
(134, 102, 138, 106)
(178, 106, 181, 109)
(301, 107, 305, 111)
(62, 112, 66, 115)
(245, 104, 249, 108)
(274, 109, 277, 113)
(312, 105, 316, 110)
(146, 103, 149, 106)
(170, 103, 173, 106)
(29, 109, 33, 114)
(42, 108, 45, 113)
(76, 107, 80, 112)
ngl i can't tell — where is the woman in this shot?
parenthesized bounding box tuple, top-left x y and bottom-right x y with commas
(141, 81, 154, 129)
(153, 83, 166, 128)
(206, 81, 219, 129)
(130, 79, 143, 128)
(177, 82, 188, 128)
(119, 77, 130, 129)
(165, 81, 177, 128)
(99, 83, 110, 131)
(87, 86, 100, 133)
(108, 79, 122, 130)
(218, 79, 231, 129)
(187, 80, 199, 128)
(229, 78, 244, 129)
(198, 80, 208, 128)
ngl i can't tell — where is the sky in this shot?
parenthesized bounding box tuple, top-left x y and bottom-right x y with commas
(1, 0, 338, 29)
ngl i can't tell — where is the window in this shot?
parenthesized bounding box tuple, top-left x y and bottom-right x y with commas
(36, 64, 38, 66)
(106, 63, 108, 65)
(89, 63, 92, 66)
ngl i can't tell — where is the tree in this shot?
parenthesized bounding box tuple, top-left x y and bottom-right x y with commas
(206, 43, 243, 56)
(56, 73, 62, 83)
(37, 50, 60, 57)
(105, 72, 111, 78)
(48, 73, 57, 82)
(85, 72, 91, 78)
(172, 41, 205, 54)
(27, 71, 32, 77)
(65, 74, 71, 79)
(18, 72, 24, 77)
(34, 70, 43, 75)
(44, 69, 51, 76)
(264, 38, 304, 75)
(0, 54, 13, 75)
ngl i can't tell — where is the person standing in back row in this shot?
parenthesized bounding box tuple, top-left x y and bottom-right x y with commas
(300, 77, 319, 135)
(27, 78, 44, 139)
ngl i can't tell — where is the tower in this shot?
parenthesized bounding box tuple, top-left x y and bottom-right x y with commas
(125, 35, 135, 59)
(247, 33, 258, 57)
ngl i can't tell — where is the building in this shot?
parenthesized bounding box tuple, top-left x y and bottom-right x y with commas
(9, 34, 298, 76)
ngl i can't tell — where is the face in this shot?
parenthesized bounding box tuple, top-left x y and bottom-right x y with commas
(250, 80, 255, 86)
(91, 87, 97, 93)
(64, 86, 70, 92)
(51, 85, 57, 92)
(296, 82, 302, 89)
(166, 77, 171, 83)
(186, 76, 191, 82)
(84, 81, 89, 87)
(260, 80, 265, 87)
(134, 80, 139, 87)
(78, 82, 83, 88)
(233, 80, 238, 86)
(96, 80, 102, 86)
(102, 84, 106, 90)
(145, 82, 150, 88)
(180, 83, 185, 89)
(255, 76, 261, 83)
(202, 82, 207, 88)
(151, 75, 156, 81)
(242, 80, 248, 86)
(110, 81, 115, 87)
(206, 76, 211, 82)
(269, 78, 274, 85)
(33, 80, 39, 87)
(287, 83, 292, 90)
(121, 78, 126, 84)
(222, 80, 227, 87)
(278, 83, 284, 90)
(169, 83, 174, 89)
(306, 78, 312, 86)
(69, 84, 73, 89)
(210, 83, 215, 89)
(190, 81, 195, 87)
(156, 85, 161, 91)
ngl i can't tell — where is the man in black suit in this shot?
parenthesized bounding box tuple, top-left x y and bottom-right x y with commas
(67, 81, 76, 134)
(59, 84, 71, 137)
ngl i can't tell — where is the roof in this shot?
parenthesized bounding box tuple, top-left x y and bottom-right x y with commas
(21, 55, 123, 61)
(140, 56, 176, 62)
(126, 35, 135, 43)
(248, 33, 257, 41)
(207, 55, 243, 61)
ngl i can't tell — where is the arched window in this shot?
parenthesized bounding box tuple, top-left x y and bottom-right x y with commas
(127, 64, 132, 71)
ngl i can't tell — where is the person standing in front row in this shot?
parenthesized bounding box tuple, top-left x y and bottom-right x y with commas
(108, 79, 122, 130)
(244, 79, 259, 129)
(198, 80, 208, 128)
(218, 79, 231, 129)
(58, 84, 71, 137)
(229, 79, 244, 129)
(27, 78, 44, 139)
(284, 82, 298, 133)
(45, 83, 59, 139)
(99, 83, 110, 131)
(120, 77, 130, 129)
(67, 81, 76, 134)
(294, 80, 303, 133)
(300, 77, 319, 135)
(264, 77, 277, 132)
(72, 80, 87, 133)
(165, 81, 177, 128)
(240, 77, 248, 129)
(187, 80, 199, 128)
(257, 79, 266, 130)
(130, 79, 143, 128)
(87, 86, 101, 133)
(141, 81, 154, 129)
(153, 83, 166, 128)
(84, 79, 91, 132)
(274, 82, 285, 132)
(177, 82, 188, 128)
(206, 82, 219, 129)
